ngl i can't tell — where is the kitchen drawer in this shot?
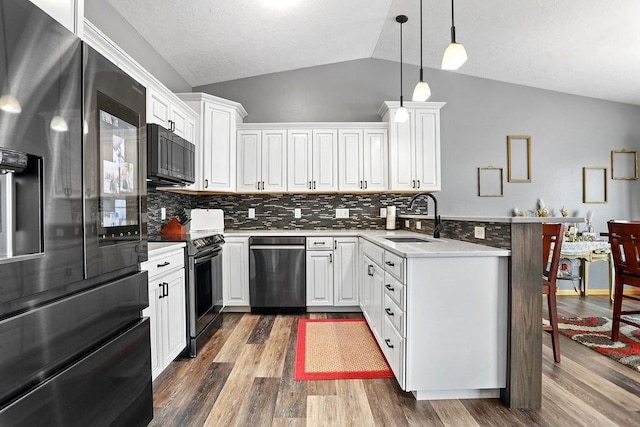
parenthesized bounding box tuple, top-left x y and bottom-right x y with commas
(307, 237, 334, 250)
(383, 273, 405, 310)
(383, 251, 405, 283)
(362, 240, 384, 266)
(383, 294, 405, 337)
(142, 249, 185, 279)
(382, 316, 405, 389)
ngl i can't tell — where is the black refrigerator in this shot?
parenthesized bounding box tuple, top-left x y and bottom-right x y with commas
(0, 0, 152, 425)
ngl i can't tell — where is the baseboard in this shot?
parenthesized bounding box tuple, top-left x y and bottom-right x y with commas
(306, 306, 362, 313)
(557, 288, 640, 296)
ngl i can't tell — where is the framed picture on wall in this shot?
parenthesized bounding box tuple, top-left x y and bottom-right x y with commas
(582, 167, 608, 203)
(611, 149, 638, 180)
(478, 167, 504, 197)
(507, 135, 531, 183)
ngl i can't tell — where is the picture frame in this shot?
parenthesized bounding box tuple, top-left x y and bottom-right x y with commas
(582, 167, 608, 204)
(507, 135, 531, 183)
(478, 167, 504, 197)
(611, 149, 638, 180)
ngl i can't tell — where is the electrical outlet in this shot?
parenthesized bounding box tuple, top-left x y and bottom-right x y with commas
(474, 226, 486, 239)
(248, 208, 255, 219)
(294, 208, 301, 219)
(160, 207, 166, 220)
(404, 220, 410, 228)
(380, 208, 387, 218)
(416, 221, 422, 230)
(335, 208, 349, 218)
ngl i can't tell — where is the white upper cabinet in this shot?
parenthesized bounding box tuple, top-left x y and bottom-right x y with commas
(30, 0, 83, 36)
(237, 128, 287, 193)
(379, 102, 445, 192)
(338, 126, 388, 192)
(178, 93, 247, 192)
(287, 127, 338, 192)
(148, 86, 196, 142)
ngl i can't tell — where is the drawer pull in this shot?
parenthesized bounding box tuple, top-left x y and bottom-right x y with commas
(385, 284, 395, 291)
(385, 261, 395, 267)
(157, 261, 170, 268)
(385, 308, 394, 316)
(367, 265, 374, 277)
(313, 241, 324, 245)
(384, 339, 394, 349)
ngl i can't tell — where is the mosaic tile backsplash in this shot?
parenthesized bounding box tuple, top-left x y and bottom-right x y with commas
(147, 189, 510, 249)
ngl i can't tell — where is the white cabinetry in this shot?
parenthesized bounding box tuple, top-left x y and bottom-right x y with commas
(338, 127, 388, 192)
(306, 237, 359, 307)
(148, 86, 197, 141)
(237, 128, 287, 192)
(141, 244, 187, 381)
(222, 237, 250, 308)
(378, 102, 445, 192)
(288, 129, 338, 192)
(178, 93, 247, 192)
(30, 0, 83, 36)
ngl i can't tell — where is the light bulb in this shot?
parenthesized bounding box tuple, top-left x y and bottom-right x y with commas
(50, 115, 68, 132)
(441, 42, 468, 70)
(0, 94, 21, 114)
(412, 81, 431, 102)
(395, 106, 409, 123)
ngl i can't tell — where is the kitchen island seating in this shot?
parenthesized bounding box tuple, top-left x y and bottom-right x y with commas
(607, 221, 640, 342)
(543, 223, 564, 363)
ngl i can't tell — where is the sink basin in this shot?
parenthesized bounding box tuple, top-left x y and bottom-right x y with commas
(385, 237, 433, 243)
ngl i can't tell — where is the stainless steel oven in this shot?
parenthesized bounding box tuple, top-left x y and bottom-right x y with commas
(186, 234, 224, 357)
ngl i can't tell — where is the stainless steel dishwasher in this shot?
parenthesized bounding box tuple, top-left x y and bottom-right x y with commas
(249, 236, 306, 313)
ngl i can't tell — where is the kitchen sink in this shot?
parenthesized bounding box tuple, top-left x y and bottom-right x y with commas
(385, 237, 433, 243)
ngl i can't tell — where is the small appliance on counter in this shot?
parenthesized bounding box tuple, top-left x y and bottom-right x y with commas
(386, 206, 397, 230)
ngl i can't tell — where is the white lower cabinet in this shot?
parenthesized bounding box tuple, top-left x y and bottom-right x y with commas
(222, 237, 250, 307)
(141, 246, 187, 381)
(306, 237, 359, 307)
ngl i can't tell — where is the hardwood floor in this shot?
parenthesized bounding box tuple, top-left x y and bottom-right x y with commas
(149, 297, 640, 426)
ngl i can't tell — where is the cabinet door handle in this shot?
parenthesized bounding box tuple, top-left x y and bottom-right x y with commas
(364, 180, 368, 189)
(308, 181, 312, 189)
(256, 181, 260, 190)
(204, 179, 209, 188)
(163, 282, 169, 297)
(385, 284, 395, 291)
(360, 180, 363, 189)
(417, 179, 420, 188)
(385, 261, 395, 267)
(412, 180, 416, 189)
(261, 181, 265, 190)
(385, 308, 394, 316)
(157, 261, 170, 268)
(158, 284, 165, 299)
(334, 241, 337, 250)
(384, 339, 394, 349)
(329, 253, 332, 263)
(367, 265, 374, 276)
(313, 181, 316, 190)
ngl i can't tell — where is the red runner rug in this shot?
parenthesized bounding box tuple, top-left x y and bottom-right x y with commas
(555, 316, 640, 372)
(294, 319, 394, 381)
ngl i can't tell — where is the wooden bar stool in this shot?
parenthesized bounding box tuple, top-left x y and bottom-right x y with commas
(543, 223, 564, 363)
(607, 221, 640, 342)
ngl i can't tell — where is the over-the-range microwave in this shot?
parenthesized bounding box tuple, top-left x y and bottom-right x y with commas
(147, 123, 195, 186)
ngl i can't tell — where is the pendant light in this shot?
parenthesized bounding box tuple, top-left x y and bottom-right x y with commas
(395, 15, 409, 123)
(0, 1, 21, 114)
(412, 0, 431, 102)
(441, 0, 467, 71)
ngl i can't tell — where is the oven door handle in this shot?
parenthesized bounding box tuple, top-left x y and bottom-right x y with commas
(194, 247, 222, 264)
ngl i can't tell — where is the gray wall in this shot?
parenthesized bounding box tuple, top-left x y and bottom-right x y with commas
(84, 0, 191, 93)
(196, 58, 640, 235)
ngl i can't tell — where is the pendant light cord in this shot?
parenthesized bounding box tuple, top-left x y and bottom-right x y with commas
(419, 0, 423, 81)
(450, 0, 457, 43)
(399, 17, 403, 106)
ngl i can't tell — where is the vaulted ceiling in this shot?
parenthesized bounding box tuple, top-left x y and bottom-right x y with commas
(106, 0, 640, 106)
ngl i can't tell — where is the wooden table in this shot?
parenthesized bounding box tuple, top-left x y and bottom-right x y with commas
(560, 241, 615, 300)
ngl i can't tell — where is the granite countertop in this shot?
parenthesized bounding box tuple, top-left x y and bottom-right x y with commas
(397, 214, 585, 224)
(224, 229, 510, 258)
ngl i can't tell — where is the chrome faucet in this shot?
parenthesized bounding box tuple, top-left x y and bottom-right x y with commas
(409, 193, 442, 238)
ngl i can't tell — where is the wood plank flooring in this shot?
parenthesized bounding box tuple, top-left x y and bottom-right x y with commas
(149, 297, 640, 426)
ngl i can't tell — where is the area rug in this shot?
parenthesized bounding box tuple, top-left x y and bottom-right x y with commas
(294, 319, 394, 380)
(554, 316, 640, 372)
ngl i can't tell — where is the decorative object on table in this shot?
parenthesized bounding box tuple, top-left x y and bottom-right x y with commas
(513, 207, 525, 217)
(294, 319, 393, 381)
(611, 149, 638, 180)
(507, 135, 532, 183)
(547, 316, 640, 372)
(536, 198, 549, 217)
(477, 166, 504, 197)
(386, 206, 397, 230)
(561, 207, 569, 217)
(582, 166, 608, 204)
(583, 210, 596, 239)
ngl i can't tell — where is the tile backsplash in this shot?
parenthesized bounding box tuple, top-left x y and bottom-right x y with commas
(147, 189, 426, 235)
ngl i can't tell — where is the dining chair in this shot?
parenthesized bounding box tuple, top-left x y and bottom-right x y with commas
(543, 223, 564, 363)
(607, 221, 640, 342)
